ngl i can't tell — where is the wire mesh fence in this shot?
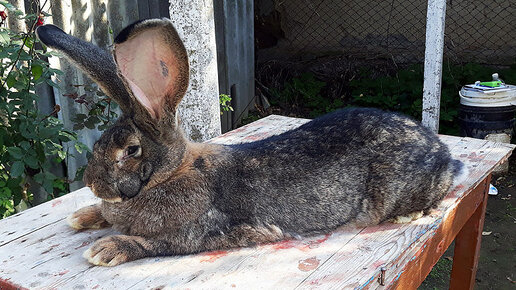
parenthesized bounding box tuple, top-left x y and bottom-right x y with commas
(255, 0, 515, 66)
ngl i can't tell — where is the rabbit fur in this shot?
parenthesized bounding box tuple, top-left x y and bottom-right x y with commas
(36, 18, 463, 266)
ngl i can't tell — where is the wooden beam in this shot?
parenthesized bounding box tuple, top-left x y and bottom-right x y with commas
(450, 176, 490, 290)
(422, 0, 447, 133)
(387, 176, 490, 289)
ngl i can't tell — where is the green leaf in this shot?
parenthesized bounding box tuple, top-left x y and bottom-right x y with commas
(31, 64, 43, 80)
(84, 117, 98, 129)
(73, 123, 84, 131)
(0, 1, 17, 11)
(58, 130, 77, 142)
(0, 187, 12, 199)
(45, 78, 61, 88)
(74, 142, 90, 154)
(0, 30, 10, 44)
(42, 178, 53, 194)
(57, 150, 66, 160)
(33, 172, 45, 183)
(73, 113, 88, 121)
(10, 161, 24, 177)
(6, 74, 16, 88)
(19, 141, 30, 150)
(7, 147, 24, 159)
(23, 155, 39, 169)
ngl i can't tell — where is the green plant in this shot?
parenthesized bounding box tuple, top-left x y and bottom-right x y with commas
(0, 2, 86, 218)
(65, 83, 119, 131)
(271, 72, 343, 117)
(350, 62, 516, 135)
(219, 93, 233, 114)
(350, 65, 425, 119)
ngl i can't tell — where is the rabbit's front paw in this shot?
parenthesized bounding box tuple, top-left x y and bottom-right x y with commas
(84, 235, 142, 266)
(67, 204, 110, 230)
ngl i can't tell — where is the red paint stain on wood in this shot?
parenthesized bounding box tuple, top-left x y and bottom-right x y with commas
(51, 200, 62, 207)
(298, 257, 320, 272)
(468, 152, 484, 162)
(92, 285, 100, 289)
(58, 270, 69, 276)
(272, 239, 299, 250)
(307, 234, 331, 249)
(0, 278, 29, 290)
(271, 234, 330, 252)
(243, 134, 265, 141)
(200, 250, 228, 263)
(372, 260, 385, 268)
(74, 241, 90, 250)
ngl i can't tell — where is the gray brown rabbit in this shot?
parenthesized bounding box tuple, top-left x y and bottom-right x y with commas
(36, 18, 463, 266)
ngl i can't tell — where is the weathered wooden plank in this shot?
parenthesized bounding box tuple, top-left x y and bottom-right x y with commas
(0, 187, 98, 246)
(209, 115, 310, 145)
(130, 229, 362, 289)
(296, 137, 514, 289)
(449, 178, 490, 290)
(0, 116, 514, 290)
(0, 219, 115, 289)
(381, 177, 490, 289)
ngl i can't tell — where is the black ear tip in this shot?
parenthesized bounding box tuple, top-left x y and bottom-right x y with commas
(36, 24, 66, 46)
(114, 18, 174, 44)
(114, 19, 146, 44)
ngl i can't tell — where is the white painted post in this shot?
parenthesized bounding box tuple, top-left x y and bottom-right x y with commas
(169, 0, 222, 142)
(422, 0, 447, 133)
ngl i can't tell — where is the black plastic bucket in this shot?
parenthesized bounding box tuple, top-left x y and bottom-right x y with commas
(459, 104, 516, 139)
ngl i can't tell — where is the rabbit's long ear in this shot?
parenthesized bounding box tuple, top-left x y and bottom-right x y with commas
(113, 18, 189, 123)
(35, 25, 134, 114)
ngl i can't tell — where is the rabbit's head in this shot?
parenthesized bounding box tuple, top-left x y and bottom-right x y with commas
(36, 19, 190, 202)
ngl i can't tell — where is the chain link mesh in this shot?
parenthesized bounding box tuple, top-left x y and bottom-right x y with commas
(255, 0, 515, 66)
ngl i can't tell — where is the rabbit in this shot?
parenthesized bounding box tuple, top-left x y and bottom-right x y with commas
(36, 18, 463, 267)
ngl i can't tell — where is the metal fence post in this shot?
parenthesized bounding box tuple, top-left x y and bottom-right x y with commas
(422, 0, 447, 133)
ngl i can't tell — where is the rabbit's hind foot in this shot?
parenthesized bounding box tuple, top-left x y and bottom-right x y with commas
(67, 204, 110, 230)
(389, 210, 424, 224)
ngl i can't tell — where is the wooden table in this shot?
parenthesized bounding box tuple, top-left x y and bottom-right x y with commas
(0, 115, 514, 289)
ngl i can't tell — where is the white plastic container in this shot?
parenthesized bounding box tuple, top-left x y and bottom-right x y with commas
(459, 74, 516, 107)
(459, 73, 516, 173)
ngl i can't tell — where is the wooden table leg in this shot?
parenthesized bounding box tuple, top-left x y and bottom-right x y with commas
(449, 175, 491, 290)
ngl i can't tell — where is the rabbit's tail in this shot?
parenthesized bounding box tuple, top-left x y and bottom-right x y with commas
(450, 159, 468, 188)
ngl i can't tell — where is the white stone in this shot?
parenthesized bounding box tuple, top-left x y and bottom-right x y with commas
(169, 0, 222, 142)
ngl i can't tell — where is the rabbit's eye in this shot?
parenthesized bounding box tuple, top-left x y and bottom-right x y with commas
(125, 145, 141, 157)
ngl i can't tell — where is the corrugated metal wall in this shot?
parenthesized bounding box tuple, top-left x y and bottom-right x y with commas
(214, 0, 255, 133)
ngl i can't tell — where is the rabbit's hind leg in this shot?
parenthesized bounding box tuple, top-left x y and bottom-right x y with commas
(389, 210, 424, 224)
(67, 204, 111, 230)
(203, 223, 286, 250)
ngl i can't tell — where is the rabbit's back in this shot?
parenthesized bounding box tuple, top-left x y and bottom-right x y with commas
(216, 108, 461, 235)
